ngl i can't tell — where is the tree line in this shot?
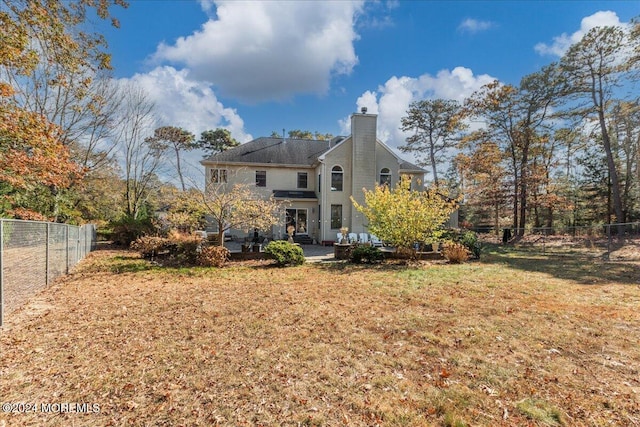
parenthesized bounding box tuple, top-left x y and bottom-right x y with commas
(401, 21, 640, 235)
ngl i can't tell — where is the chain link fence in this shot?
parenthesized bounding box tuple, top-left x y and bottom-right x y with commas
(480, 222, 640, 261)
(0, 219, 96, 326)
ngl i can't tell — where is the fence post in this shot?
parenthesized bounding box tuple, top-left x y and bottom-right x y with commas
(77, 228, 80, 265)
(65, 225, 69, 274)
(606, 224, 611, 261)
(0, 220, 4, 327)
(45, 222, 50, 285)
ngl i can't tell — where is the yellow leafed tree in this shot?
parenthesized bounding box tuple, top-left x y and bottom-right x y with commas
(351, 177, 457, 256)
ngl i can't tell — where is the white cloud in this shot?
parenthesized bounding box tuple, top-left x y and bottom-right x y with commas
(458, 18, 494, 34)
(535, 10, 628, 56)
(124, 66, 251, 142)
(198, 0, 215, 14)
(118, 66, 252, 187)
(153, 1, 364, 102)
(341, 67, 496, 151)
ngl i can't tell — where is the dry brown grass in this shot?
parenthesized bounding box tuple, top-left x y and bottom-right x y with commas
(1, 245, 640, 426)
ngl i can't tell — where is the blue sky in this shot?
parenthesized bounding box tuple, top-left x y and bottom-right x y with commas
(98, 0, 639, 182)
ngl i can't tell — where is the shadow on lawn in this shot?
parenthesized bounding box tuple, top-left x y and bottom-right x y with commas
(313, 259, 436, 276)
(482, 243, 640, 286)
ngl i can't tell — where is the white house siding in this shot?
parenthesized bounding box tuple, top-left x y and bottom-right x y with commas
(319, 138, 353, 242)
(204, 164, 319, 241)
(207, 165, 316, 194)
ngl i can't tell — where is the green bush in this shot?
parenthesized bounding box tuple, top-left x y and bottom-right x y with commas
(264, 240, 305, 266)
(111, 216, 157, 246)
(350, 245, 384, 264)
(198, 245, 230, 268)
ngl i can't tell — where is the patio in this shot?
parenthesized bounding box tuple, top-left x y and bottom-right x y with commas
(224, 241, 336, 263)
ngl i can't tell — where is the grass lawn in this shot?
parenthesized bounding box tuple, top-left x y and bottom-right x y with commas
(1, 245, 639, 426)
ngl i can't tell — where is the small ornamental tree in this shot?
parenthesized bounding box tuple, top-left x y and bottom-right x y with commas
(351, 177, 457, 257)
(200, 182, 281, 246)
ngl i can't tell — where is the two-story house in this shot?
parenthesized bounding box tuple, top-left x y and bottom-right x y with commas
(201, 109, 432, 243)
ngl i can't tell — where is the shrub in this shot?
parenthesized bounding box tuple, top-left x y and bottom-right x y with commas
(264, 240, 305, 266)
(460, 230, 481, 259)
(442, 229, 481, 259)
(131, 236, 169, 259)
(131, 231, 206, 266)
(111, 216, 157, 246)
(198, 245, 230, 268)
(166, 231, 203, 265)
(443, 242, 470, 264)
(351, 245, 384, 264)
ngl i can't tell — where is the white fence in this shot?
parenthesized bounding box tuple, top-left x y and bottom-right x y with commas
(0, 219, 96, 326)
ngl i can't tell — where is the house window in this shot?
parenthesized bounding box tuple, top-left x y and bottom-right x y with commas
(318, 174, 321, 192)
(380, 168, 391, 186)
(330, 204, 342, 229)
(331, 166, 343, 191)
(297, 172, 308, 189)
(210, 168, 227, 183)
(256, 170, 266, 187)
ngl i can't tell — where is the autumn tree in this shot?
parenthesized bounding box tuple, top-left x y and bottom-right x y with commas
(0, 0, 127, 163)
(270, 130, 333, 140)
(465, 65, 563, 235)
(0, 99, 81, 219)
(527, 131, 573, 229)
(456, 132, 510, 236)
(73, 160, 125, 223)
(288, 129, 314, 140)
(351, 177, 457, 257)
(200, 182, 281, 246)
(146, 126, 196, 191)
(198, 128, 239, 157)
(313, 131, 334, 141)
(400, 99, 467, 186)
(163, 188, 208, 232)
(0, 0, 127, 221)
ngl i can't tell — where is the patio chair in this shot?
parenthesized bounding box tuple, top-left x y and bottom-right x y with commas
(337, 232, 344, 243)
(359, 233, 370, 244)
(370, 234, 383, 247)
(348, 233, 358, 244)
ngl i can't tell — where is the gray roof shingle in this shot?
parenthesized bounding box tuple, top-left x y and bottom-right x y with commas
(202, 136, 427, 174)
(398, 159, 426, 173)
(203, 137, 331, 166)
